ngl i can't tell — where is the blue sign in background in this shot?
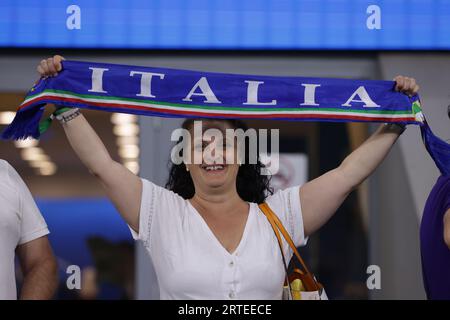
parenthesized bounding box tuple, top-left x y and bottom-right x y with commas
(1, 0, 449, 50)
(36, 198, 132, 268)
(35, 198, 133, 299)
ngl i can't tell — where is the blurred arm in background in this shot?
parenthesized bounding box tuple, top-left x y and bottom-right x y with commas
(4, 160, 58, 299)
(17, 236, 58, 299)
(444, 208, 450, 249)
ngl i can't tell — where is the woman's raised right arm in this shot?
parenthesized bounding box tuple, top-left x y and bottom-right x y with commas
(38, 55, 142, 232)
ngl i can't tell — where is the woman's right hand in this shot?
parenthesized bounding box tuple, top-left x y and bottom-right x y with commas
(37, 55, 65, 78)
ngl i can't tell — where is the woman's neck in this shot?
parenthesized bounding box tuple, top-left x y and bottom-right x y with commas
(191, 188, 247, 216)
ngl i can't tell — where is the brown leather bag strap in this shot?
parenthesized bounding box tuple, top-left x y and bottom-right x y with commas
(263, 205, 284, 255)
(259, 202, 322, 293)
(263, 204, 293, 285)
(258, 202, 311, 275)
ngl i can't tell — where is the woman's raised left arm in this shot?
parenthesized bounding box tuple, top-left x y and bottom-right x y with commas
(300, 75, 420, 236)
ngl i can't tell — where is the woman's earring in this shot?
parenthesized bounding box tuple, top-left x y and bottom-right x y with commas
(186, 165, 189, 172)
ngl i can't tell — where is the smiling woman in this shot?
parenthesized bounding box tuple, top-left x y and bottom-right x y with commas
(166, 118, 272, 204)
(33, 55, 421, 300)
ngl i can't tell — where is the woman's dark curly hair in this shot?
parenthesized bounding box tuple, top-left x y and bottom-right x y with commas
(165, 118, 273, 204)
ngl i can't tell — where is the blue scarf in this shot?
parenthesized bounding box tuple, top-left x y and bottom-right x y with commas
(2, 60, 449, 174)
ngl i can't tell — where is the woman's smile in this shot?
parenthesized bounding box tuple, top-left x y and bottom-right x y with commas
(201, 164, 226, 172)
(200, 163, 229, 177)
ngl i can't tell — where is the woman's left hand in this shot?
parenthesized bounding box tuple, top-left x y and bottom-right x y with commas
(393, 75, 420, 97)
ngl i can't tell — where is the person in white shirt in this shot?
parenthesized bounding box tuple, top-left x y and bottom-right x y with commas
(0, 160, 58, 300)
(37, 55, 419, 299)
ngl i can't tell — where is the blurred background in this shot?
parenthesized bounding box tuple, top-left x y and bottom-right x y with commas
(0, 0, 450, 299)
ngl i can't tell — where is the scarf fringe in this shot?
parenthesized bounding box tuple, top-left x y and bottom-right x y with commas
(1, 106, 45, 140)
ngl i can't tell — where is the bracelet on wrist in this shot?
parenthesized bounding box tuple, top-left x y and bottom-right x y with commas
(38, 107, 81, 135)
(54, 108, 81, 123)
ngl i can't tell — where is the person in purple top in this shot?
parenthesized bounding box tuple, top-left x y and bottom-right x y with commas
(420, 174, 450, 299)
